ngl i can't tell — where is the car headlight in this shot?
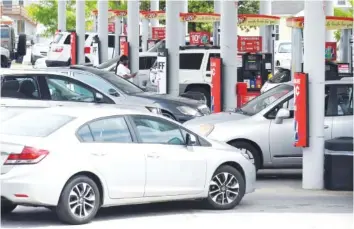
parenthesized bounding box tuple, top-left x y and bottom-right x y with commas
(146, 106, 162, 114)
(198, 123, 214, 137)
(177, 106, 201, 116)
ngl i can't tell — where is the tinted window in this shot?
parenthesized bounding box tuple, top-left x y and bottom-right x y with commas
(0, 28, 10, 38)
(327, 85, 353, 116)
(0, 112, 75, 137)
(206, 53, 220, 71)
(77, 125, 94, 142)
(132, 116, 184, 145)
(88, 117, 132, 143)
(1, 77, 40, 99)
(180, 53, 204, 70)
(108, 35, 115, 48)
(63, 35, 71, 45)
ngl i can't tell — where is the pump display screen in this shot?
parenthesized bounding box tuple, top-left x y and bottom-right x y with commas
(244, 55, 262, 71)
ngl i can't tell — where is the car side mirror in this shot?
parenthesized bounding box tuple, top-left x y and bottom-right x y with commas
(275, 108, 290, 124)
(108, 88, 119, 97)
(186, 133, 197, 146)
(95, 92, 104, 102)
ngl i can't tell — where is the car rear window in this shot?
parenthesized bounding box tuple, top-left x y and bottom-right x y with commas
(0, 112, 75, 137)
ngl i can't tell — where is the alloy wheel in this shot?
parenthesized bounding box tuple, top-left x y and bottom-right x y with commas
(68, 182, 96, 218)
(208, 172, 240, 205)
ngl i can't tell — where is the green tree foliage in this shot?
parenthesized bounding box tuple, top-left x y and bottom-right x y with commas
(27, 0, 259, 36)
(333, 0, 353, 41)
(27, 0, 126, 36)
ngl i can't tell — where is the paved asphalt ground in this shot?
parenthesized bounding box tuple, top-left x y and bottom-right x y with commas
(1, 169, 353, 229)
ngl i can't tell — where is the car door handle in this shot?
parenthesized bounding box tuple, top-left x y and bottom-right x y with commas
(147, 153, 160, 159)
(91, 152, 107, 157)
(324, 125, 329, 129)
(206, 73, 211, 77)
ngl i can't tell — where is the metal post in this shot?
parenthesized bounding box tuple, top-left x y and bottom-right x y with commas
(324, 0, 334, 42)
(115, 16, 122, 57)
(259, 0, 272, 52)
(142, 18, 149, 52)
(166, 0, 181, 96)
(93, 15, 98, 32)
(291, 28, 303, 80)
(220, 0, 238, 111)
(128, 0, 140, 84)
(150, 0, 159, 27)
(98, 0, 108, 63)
(213, 0, 220, 46)
(302, 0, 326, 190)
(76, 0, 85, 64)
(58, 0, 66, 32)
(180, 0, 188, 46)
(340, 29, 350, 63)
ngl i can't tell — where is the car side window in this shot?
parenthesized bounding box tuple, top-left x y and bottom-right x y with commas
(45, 76, 95, 102)
(1, 76, 40, 100)
(77, 125, 94, 142)
(63, 35, 71, 45)
(326, 84, 353, 116)
(206, 53, 221, 71)
(132, 116, 185, 145)
(179, 53, 204, 70)
(88, 117, 133, 143)
(267, 96, 294, 119)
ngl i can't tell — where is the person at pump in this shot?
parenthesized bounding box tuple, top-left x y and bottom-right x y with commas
(116, 55, 137, 80)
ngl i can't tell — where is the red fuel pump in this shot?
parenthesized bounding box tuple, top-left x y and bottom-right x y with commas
(70, 31, 77, 65)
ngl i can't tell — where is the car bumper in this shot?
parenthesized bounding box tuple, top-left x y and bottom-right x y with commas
(244, 160, 256, 194)
(45, 59, 69, 67)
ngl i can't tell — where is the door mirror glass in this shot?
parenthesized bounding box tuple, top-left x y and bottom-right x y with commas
(95, 92, 104, 102)
(186, 133, 197, 146)
(275, 108, 290, 124)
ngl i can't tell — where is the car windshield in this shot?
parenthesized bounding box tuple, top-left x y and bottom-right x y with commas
(97, 56, 119, 69)
(237, 84, 293, 116)
(99, 71, 144, 94)
(1, 111, 75, 137)
(278, 43, 291, 53)
(47, 78, 94, 102)
(269, 68, 291, 83)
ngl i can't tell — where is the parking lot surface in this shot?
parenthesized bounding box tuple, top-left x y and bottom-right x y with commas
(2, 170, 352, 229)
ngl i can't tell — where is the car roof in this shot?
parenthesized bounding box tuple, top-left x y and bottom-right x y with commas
(37, 106, 153, 120)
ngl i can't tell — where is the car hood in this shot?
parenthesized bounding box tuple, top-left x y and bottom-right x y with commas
(130, 92, 204, 108)
(184, 111, 248, 126)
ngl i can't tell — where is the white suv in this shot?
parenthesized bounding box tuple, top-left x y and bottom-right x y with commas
(46, 32, 116, 67)
(149, 47, 242, 106)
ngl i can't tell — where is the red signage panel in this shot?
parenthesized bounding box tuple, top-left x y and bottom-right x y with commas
(152, 27, 166, 40)
(237, 36, 262, 53)
(210, 57, 222, 113)
(70, 32, 77, 65)
(294, 72, 309, 148)
(189, 32, 210, 45)
(120, 41, 129, 56)
(325, 42, 337, 61)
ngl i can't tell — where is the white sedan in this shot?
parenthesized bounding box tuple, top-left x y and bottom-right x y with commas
(0, 107, 256, 225)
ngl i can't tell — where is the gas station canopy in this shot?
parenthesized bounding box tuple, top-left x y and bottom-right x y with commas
(92, 10, 280, 26)
(286, 16, 353, 30)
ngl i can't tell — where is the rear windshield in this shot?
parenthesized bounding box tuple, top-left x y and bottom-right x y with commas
(0, 112, 75, 137)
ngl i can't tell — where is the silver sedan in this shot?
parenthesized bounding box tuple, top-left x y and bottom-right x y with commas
(184, 79, 353, 170)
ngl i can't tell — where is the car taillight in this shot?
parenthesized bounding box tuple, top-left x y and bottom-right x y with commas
(52, 46, 63, 52)
(4, 146, 49, 165)
(84, 46, 91, 54)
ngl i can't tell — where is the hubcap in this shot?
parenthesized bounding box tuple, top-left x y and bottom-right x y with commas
(209, 172, 239, 205)
(68, 182, 96, 218)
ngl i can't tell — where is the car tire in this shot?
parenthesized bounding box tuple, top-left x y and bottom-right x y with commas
(229, 141, 261, 171)
(203, 165, 245, 210)
(56, 176, 101, 225)
(1, 55, 9, 68)
(1, 202, 17, 214)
